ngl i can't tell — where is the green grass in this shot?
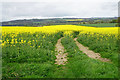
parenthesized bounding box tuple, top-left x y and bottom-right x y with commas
(2, 31, 118, 78)
(2, 32, 62, 78)
(2, 63, 55, 78)
(77, 33, 118, 67)
(78, 23, 118, 27)
(59, 36, 118, 78)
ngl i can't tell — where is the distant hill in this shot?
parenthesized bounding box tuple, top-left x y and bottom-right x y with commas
(1, 17, 118, 27)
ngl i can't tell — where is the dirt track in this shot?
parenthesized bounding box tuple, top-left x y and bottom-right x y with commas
(55, 37, 68, 65)
(74, 38, 111, 62)
(55, 37, 111, 65)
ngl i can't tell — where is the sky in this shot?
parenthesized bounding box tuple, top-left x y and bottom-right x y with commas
(0, 0, 119, 21)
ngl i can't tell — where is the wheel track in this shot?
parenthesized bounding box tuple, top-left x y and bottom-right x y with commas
(55, 37, 68, 65)
(74, 38, 111, 62)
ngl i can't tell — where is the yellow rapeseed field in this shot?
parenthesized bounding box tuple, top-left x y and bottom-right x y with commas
(0, 25, 119, 47)
(1, 25, 118, 35)
(1, 25, 119, 78)
(65, 19, 83, 21)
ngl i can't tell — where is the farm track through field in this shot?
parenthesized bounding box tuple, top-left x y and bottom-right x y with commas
(74, 38, 111, 62)
(55, 37, 68, 65)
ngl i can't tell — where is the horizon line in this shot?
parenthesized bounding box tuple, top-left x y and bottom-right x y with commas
(1, 16, 118, 22)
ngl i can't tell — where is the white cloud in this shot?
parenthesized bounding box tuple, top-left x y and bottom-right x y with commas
(1, 0, 119, 2)
(1, 0, 119, 21)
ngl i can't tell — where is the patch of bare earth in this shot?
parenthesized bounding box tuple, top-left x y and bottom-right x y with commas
(74, 38, 111, 62)
(55, 37, 68, 65)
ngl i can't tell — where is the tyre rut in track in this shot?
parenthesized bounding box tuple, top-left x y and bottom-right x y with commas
(74, 38, 111, 62)
(55, 37, 68, 65)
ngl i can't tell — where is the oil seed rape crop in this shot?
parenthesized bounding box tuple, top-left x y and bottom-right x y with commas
(1, 25, 119, 78)
(1, 25, 119, 49)
(1, 25, 118, 35)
